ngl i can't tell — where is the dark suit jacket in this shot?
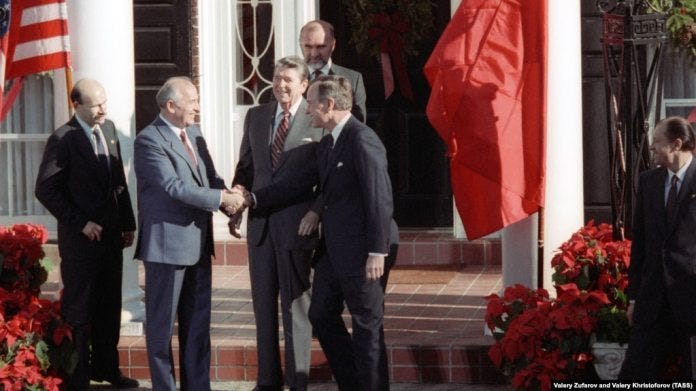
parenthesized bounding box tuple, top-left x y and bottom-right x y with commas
(330, 64, 367, 123)
(35, 117, 135, 256)
(233, 100, 325, 250)
(134, 117, 225, 265)
(629, 160, 696, 333)
(253, 116, 398, 275)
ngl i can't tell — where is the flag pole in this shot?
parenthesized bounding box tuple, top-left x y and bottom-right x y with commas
(537, 206, 545, 289)
(65, 66, 73, 116)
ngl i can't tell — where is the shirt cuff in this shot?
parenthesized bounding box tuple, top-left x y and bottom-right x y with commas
(368, 252, 387, 257)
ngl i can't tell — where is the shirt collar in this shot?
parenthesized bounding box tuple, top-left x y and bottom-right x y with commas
(274, 99, 302, 120)
(309, 59, 333, 76)
(329, 113, 352, 145)
(159, 114, 184, 136)
(75, 114, 97, 138)
(669, 154, 693, 184)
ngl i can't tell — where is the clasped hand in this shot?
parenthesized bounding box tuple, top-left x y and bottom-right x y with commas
(221, 185, 251, 215)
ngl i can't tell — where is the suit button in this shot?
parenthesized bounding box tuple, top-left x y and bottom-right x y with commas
(324, 205, 328, 210)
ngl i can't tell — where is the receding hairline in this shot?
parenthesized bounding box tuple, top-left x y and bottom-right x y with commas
(300, 20, 335, 40)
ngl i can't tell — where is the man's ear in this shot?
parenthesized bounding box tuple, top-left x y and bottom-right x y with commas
(674, 138, 684, 151)
(326, 97, 336, 111)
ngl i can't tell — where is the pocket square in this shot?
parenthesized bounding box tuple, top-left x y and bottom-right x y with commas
(337, 162, 343, 168)
(301, 137, 313, 143)
(691, 193, 696, 199)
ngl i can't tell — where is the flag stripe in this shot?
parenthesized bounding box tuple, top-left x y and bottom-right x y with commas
(4, 0, 70, 80)
(16, 19, 67, 42)
(10, 51, 67, 75)
(20, 3, 67, 26)
(13, 35, 69, 61)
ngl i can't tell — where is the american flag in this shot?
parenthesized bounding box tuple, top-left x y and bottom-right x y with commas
(5, 0, 70, 80)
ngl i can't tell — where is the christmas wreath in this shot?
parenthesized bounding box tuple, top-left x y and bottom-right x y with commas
(346, 0, 434, 99)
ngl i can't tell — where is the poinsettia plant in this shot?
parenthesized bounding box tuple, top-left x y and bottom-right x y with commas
(485, 221, 631, 390)
(0, 224, 74, 390)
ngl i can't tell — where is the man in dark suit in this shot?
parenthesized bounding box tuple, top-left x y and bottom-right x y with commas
(231, 56, 324, 391)
(619, 116, 696, 380)
(134, 77, 237, 391)
(234, 75, 397, 391)
(35, 78, 138, 390)
(299, 20, 367, 122)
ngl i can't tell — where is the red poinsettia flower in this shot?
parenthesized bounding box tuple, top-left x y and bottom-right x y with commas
(485, 221, 631, 390)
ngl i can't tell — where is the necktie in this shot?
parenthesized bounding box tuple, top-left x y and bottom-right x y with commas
(666, 175, 679, 224)
(271, 111, 290, 169)
(180, 129, 198, 166)
(313, 69, 323, 80)
(93, 125, 109, 170)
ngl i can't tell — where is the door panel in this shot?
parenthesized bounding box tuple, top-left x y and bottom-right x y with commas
(133, 0, 192, 131)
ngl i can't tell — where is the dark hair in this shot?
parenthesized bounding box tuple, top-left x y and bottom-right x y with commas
(311, 75, 352, 111)
(659, 116, 696, 151)
(70, 86, 82, 105)
(275, 56, 309, 82)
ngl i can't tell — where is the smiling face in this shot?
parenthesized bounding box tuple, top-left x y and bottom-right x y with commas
(167, 81, 200, 128)
(272, 67, 308, 110)
(299, 23, 335, 70)
(305, 84, 331, 129)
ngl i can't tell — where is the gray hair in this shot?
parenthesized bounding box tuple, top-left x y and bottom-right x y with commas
(311, 75, 352, 111)
(156, 76, 193, 108)
(274, 56, 309, 82)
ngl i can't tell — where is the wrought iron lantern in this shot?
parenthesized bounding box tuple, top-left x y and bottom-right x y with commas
(598, 0, 669, 239)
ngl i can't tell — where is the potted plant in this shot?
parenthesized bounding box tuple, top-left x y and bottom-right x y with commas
(485, 221, 631, 390)
(0, 223, 75, 390)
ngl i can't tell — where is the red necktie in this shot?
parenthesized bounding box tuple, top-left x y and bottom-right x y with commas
(271, 111, 290, 169)
(180, 129, 198, 166)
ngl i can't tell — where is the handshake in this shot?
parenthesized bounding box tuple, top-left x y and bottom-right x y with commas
(221, 185, 252, 216)
(221, 185, 252, 239)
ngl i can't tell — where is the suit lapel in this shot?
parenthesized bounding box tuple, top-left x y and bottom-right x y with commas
(154, 119, 204, 185)
(321, 119, 351, 188)
(667, 160, 696, 235)
(71, 117, 111, 186)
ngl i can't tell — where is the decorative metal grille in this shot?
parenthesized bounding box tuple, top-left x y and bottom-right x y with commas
(235, 0, 275, 105)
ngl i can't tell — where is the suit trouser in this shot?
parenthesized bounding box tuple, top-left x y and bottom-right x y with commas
(619, 301, 693, 380)
(308, 254, 392, 391)
(249, 232, 313, 388)
(144, 256, 212, 391)
(59, 230, 123, 390)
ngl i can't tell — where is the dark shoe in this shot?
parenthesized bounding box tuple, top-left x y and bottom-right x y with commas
(252, 386, 282, 391)
(91, 374, 139, 389)
(290, 387, 307, 391)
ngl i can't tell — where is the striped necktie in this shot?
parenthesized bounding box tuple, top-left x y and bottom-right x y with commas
(271, 111, 290, 169)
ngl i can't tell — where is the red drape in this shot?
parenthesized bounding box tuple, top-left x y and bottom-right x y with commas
(424, 0, 547, 239)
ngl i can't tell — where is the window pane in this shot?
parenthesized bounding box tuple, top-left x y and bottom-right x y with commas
(236, 1, 274, 105)
(0, 75, 54, 218)
(1, 75, 54, 135)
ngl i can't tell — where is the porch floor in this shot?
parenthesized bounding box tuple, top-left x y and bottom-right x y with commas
(117, 263, 506, 384)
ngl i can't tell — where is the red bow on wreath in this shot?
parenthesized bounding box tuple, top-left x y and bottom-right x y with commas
(368, 11, 414, 100)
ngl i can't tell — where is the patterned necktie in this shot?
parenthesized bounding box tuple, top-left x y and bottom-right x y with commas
(313, 69, 323, 80)
(92, 125, 109, 170)
(666, 174, 679, 224)
(271, 111, 290, 169)
(180, 129, 198, 166)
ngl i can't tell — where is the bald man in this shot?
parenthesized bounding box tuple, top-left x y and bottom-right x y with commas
(36, 79, 138, 390)
(299, 20, 367, 122)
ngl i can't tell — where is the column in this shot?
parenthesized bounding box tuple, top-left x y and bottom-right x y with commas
(499, 0, 585, 291)
(542, 0, 584, 291)
(65, 0, 144, 332)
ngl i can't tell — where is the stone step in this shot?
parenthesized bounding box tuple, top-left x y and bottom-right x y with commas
(214, 230, 501, 267)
